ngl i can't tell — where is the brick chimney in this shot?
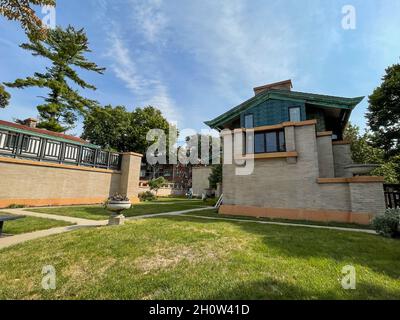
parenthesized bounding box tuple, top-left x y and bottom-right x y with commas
(253, 79, 293, 95)
(23, 118, 38, 128)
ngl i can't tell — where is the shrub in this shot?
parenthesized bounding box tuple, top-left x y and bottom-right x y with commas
(7, 204, 26, 209)
(372, 209, 400, 238)
(139, 191, 156, 202)
(149, 177, 166, 196)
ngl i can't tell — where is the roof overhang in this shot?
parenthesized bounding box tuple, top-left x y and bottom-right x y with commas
(205, 89, 364, 131)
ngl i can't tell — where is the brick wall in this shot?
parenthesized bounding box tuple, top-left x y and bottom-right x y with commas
(221, 122, 385, 224)
(0, 152, 142, 208)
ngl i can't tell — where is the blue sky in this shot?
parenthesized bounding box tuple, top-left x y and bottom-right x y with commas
(0, 0, 400, 137)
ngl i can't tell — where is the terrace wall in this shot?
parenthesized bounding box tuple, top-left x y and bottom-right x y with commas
(0, 152, 142, 208)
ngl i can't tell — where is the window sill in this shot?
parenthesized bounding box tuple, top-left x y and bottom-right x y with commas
(236, 151, 298, 160)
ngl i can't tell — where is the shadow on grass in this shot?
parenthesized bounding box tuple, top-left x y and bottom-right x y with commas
(205, 278, 400, 300)
(161, 215, 400, 282)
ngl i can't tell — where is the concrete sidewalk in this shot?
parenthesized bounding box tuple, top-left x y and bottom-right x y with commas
(179, 214, 377, 234)
(0, 208, 108, 250)
(0, 207, 210, 250)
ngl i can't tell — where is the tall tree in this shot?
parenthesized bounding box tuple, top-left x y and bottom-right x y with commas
(5, 25, 105, 132)
(82, 105, 174, 155)
(81, 105, 131, 151)
(344, 123, 399, 183)
(367, 62, 400, 158)
(0, 0, 55, 40)
(0, 84, 11, 108)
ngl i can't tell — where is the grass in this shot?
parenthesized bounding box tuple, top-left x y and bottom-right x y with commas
(0, 215, 399, 299)
(0, 213, 74, 235)
(29, 201, 210, 221)
(184, 209, 375, 230)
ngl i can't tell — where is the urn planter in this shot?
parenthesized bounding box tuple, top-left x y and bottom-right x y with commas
(106, 197, 131, 226)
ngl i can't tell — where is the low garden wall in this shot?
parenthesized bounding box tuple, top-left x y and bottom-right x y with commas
(0, 152, 142, 208)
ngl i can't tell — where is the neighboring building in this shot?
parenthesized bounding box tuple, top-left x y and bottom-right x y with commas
(140, 163, 192, 191)
(192, 166, 212, 197)
(205, 80, 386, 225)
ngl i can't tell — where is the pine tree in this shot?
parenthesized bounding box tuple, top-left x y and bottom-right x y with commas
(5, 25, 105, 132)
(0, 84, 11, 108)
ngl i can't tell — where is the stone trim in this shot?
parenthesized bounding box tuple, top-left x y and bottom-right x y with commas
(237, 151, 298, 160)
(248, 119, 317, 132)
(0, 157, 120, 174)
(0, 196, 140, 208)
(317, 176, 385, 184)
(121, 152, 143, 157)
(317, 131, 333, 137)
(219, 205, 373, 225)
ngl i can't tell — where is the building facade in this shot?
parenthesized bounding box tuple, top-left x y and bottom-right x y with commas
(206, 80, 385, 225)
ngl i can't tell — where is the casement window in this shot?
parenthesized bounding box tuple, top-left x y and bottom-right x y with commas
(252, 130, 286, 154)
(244, 114, 254, 129)
(289, 107, 301, 122)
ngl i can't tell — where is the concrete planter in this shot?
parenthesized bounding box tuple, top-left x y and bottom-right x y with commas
(344, 164, 379, 176)
(106, 201, 132, 214)
(106, 200, 131, 226)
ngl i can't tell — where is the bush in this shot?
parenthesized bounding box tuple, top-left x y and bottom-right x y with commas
(139, 191, 156, 202)
(372, 209, 400, 238)
(7, 204, 26, 209)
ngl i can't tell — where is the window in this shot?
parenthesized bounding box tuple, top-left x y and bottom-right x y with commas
(252, 130, 285, 154)
(246, 134, 254, 154)
(266, 132, 278, 152)
(289, 107, 301, 122)
(244, 114, 254, 128)
(254, 133, 265, 153)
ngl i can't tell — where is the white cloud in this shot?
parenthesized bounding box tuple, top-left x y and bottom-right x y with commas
(107, 32, 181, 123)
(169, 0, 302, 104)
(129, 0, 168, 44)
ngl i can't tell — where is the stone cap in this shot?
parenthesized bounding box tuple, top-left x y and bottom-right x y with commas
(121, 152, 143, 157)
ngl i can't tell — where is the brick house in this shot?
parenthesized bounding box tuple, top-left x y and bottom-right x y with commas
(205, 80, 386, 225)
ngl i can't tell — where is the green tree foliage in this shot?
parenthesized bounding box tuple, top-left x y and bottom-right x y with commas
(0, 0, 55, 40)
(82, 105, 174, 155)
(81, 105, 130, 151)
(367, 62, 400, 157)
(5, 26, 105, 132)
(148, 177, 166, 197)
(0, 84, 11, 108)
(208, 164, 222, 189)
(344, 123, 400, 183)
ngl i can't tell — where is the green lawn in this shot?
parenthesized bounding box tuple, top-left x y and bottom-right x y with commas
(29, 201, 210, 221)
(0, 215, 399, 299)
(0, 213, 74, 235)
(184, 209, 374, 230)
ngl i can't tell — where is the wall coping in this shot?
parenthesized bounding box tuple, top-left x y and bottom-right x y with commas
(121, 152, 143, 157)
(220, 119, 317, 135)
(0, 156, 121, 174)
(317, 131, 333, 137)
(332, 140, 350, 145)
(236, 151, 298, 160)
(317, 176, 385, 184)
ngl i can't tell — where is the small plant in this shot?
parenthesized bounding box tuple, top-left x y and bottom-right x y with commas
(104, 193, 130, 207)
(6, 204, 26, 209)
(139, 191, 156, 202)
(149, 177, 166, 197)
(372, 209, 400, 238)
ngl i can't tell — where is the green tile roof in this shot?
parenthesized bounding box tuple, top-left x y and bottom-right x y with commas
(205, 89, 364, 130)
